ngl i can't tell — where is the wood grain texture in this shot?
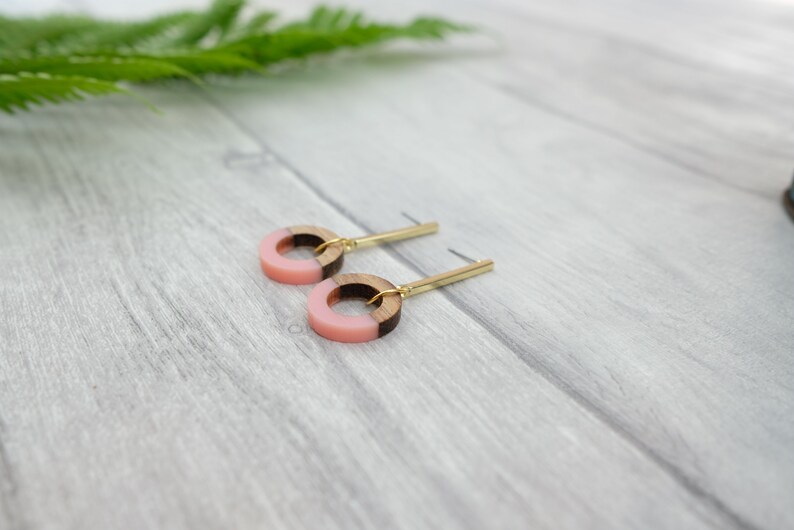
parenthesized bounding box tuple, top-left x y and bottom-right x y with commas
(287, 225, 345, 278)
(1, 0, 793, 529)
(331, 273, 402, 336)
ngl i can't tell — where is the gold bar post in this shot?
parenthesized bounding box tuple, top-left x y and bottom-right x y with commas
(367, 259, 494, 305)
(316, 222, 438, 254)
(402, 259, 494, 298)
(350, 222, 439, 250)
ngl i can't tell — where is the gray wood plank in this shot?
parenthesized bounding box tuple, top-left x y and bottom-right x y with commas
(0, 90, 731, 530)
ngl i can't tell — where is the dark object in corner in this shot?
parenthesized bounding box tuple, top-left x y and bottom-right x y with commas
(785, 178, 794, 222)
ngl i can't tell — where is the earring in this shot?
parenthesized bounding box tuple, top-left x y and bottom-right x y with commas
(260, 222, 438, 284)
(307, 258, 494, 343)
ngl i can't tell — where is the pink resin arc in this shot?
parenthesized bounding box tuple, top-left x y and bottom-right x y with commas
(259, 228, 324, 285)
(308, 278, 380, 343)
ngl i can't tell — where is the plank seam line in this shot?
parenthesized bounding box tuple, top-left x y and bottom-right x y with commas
(198, 90, 758, 530)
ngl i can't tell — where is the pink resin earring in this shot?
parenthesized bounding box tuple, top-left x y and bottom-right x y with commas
(260, 222, 438, 285)
(308, 273, 402, 343)
(308, 259, 495, 343)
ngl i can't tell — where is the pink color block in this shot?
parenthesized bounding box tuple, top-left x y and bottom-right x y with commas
(259, 228, 323, 285)
(307, 279, 380, 343)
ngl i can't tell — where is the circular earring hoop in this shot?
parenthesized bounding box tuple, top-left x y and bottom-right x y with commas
(308, 274, 402, 343)
(259, 225, 345, 285)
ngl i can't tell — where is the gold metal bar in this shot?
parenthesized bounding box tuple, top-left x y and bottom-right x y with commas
(402, 259, 494, 298)
(350, 222, 439, 251)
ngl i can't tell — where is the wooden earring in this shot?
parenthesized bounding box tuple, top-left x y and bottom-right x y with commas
(259, 222, 437, 285)
(307, 259, 494, 343)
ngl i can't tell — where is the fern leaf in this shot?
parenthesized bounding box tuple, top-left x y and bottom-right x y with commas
(0, 15, 102, 53)
(237, 11, 277, 38)
(169, 0, 245, 47)
(218, 16, 467, 66)
(398, 17, 471, 39)
(147, 50, 261, 75)
(0, 2, 469, 113)
(300, 6, 360, 32)
(0, 56, 193, 82)
(59, 12, 199, 52)
(0, 73, 126, 113)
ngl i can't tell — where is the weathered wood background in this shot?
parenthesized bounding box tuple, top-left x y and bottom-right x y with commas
(1, 0, 793, 528)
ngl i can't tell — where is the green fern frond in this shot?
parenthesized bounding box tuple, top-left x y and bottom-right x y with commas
(219, 16, 468, 65)
(0, 15, 102, 53)
(169, 0, 245, 47)
(147, 51, 262, 76)
(0, 73, 127, 113)
(279, 6, 361, 32)
(234, 11, 278, 39)
(60, 12, 200, 52)
(0, 1, 469, 114)
(0, 56, 193, 82)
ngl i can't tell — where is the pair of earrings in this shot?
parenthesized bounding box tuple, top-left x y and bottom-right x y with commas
(259, 222, 494, 343)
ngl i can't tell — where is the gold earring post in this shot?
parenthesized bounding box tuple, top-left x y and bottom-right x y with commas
(367, 259, 494, 305)
(316, 222, 438, 253)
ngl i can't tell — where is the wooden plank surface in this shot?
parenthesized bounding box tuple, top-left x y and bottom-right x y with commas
(1, 0, 793, 529)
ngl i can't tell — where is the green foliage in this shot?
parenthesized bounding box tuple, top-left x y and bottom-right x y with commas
(0, 73, 126, 113)
(0, 1, 467, 113)
(0, 56, 193, 82)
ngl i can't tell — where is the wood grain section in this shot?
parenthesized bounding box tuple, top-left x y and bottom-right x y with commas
(331, 273, 402, 337)
(288, 224, 345, 278)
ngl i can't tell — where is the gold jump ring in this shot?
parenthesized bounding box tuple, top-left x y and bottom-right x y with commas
(366, 286, 410, 305)
(315, 237, 353, 253)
